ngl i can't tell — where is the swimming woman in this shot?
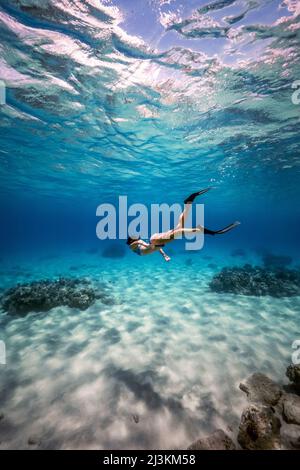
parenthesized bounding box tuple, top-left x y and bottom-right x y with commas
(127, 188, 240, 262)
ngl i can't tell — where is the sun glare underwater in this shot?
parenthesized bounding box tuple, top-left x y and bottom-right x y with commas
(0, 0, 300, 451)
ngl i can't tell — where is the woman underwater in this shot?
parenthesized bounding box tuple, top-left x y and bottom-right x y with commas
(127, 188, 240, 262)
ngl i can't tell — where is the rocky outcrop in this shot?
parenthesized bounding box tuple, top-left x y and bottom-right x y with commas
(286, 364, 300, 389)
(280, 422, 300, 449)
(187, 367, 300, 450)
(282, 394, 300, 425)
(239, 373, 282, 406)
(238, 369, 300, 450)
(0, 278, 101, 315)
(188, 429, 236, 450)
(209, 264, 300, 297)
(237, 404, 281, 450)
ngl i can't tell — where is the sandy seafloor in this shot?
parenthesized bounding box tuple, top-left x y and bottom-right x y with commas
(0, 247, 299, 450)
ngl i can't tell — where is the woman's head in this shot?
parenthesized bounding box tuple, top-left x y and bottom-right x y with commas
(126, 235, 140, 246)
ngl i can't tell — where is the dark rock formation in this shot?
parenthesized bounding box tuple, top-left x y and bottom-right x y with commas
(286, 364, 300, 388)
(237, 404, 281, 450)
(280, 422, 300, 449)
(187, 366, 300, 450)
(238, 371, 300, 450)
(1, 278, 98, 315)
(282, 394, 300, 425)
(209, 264, 300, 297)
(262, 253, 292, 269)
(239, 373, 282, 406)
(102, 244, 126, 258)
(188, 429, 236, 450)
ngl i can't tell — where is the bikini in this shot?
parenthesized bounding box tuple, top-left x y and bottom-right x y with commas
(135, 245, 143, 256)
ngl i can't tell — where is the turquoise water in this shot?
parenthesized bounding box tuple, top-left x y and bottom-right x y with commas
(0, 0, 300, 449)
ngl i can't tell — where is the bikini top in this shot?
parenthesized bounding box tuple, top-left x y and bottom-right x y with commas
(133, 242, 144, 256)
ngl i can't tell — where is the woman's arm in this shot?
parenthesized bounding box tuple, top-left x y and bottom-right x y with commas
(159, 248, 171, 262)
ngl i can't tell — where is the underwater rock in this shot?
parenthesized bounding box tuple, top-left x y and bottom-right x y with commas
(189, 381, 295, 451)
(239, 373, 282, 406)
(286, 364, 300, 388)
(237, 404, 281, 450)
(231, 248, 246, 257)
(282, 394, 300, 425)
(0, 278, 97, 315)
(209, 264, 300, 297)
(262, 253, 292, 269)
(188, 429, 236, 450)
(280, 422, 300, 449)
(102, 244, 126, 258)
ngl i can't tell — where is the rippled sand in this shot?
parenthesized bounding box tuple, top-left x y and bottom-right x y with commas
(0, 251, 299, 449)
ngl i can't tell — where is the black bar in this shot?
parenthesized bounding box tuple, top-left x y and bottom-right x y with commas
(0, 450, 298, 467)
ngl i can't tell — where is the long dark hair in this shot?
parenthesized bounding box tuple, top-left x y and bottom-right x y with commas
(126, 235, 140, 245)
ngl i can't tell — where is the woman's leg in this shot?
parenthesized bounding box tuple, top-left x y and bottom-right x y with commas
(175, 203, 192, 229)
(172, 226, 203, 239)
(151, 224, 204, 245)
(151, 221, 241, 247)
(150, 230, 174, 245)
(176, 187, 211, 229)
(172, 221, 240, 239)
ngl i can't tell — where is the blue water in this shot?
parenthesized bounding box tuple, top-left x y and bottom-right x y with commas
(0, 0, 300, 449)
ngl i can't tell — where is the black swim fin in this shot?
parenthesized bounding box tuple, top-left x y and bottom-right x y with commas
(184, 187, 212, 204)
(204, 221, 240, 235)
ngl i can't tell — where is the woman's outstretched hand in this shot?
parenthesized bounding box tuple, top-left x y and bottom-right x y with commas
(164, 255, 171, 262)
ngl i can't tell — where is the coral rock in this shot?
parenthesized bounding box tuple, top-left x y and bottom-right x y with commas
(286, 364, 300, 387)
(282, 394, 300, 425)
(209, 264, 300, 297)
(1, 278, 97, 315)
(188, 429, 236, 450)
(239, 373, 282, 406)
(238, 405, 281, 450)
